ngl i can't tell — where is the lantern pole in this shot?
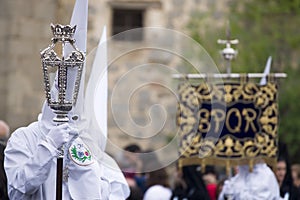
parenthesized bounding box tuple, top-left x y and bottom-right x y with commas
(217, 21, 238, 75)
(40, 24, 85, 200)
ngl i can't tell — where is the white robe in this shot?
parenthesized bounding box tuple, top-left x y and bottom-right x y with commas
(218, 163, 281, 200)
(4, 121, 129, 200)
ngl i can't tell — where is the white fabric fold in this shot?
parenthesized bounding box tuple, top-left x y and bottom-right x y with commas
(218, 163, 281, 200)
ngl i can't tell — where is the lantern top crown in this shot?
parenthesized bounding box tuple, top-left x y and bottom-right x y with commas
(51, 23, 77, 42)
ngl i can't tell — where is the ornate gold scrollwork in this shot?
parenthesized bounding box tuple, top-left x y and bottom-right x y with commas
(177, 81, 278, 173)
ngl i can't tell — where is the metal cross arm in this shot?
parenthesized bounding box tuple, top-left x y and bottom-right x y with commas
(172, 73, 287, 80)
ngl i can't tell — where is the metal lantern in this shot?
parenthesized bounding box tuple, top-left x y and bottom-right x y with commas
(40, 24, 85, 123)
(217, 23, 238, 74)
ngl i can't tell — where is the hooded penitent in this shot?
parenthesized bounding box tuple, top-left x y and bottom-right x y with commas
(5, 0, 129, 200)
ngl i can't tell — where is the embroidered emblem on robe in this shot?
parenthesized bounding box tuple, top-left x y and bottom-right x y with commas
(69, 141, 94, 166)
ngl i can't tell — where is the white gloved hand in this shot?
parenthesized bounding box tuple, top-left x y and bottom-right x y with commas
(66, 127, 79, 145)
(46, 123, 71, 149)
(69, 127, 79, 138)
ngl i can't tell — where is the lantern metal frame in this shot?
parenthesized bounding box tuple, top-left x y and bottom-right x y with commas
(40, 24, 85, 123)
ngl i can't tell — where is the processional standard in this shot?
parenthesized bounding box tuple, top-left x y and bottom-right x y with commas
(174, 31, 286, 175)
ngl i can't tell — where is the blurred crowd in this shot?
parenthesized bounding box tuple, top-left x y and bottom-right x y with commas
(1, 119, 300, 200)
(116, 143, 300, 200)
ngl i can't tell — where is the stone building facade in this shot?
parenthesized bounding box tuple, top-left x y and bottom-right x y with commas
(0, 0, 231, 155)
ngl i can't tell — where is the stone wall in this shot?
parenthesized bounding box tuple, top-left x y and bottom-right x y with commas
(0, 0, 59, 130)
(88, 0, 231, 154)
(0, 0, 231, 156)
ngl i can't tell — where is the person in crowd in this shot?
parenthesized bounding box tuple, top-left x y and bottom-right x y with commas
(292, 164, 300, 194)
(216, 178, 226, 199)
(0, 120, 9, 145)
(126, 185, 143, 200)
(118, 144, 143, 181)
(143, 167, 172, 200)
(218, 162, 281, 200)
(170, 166, 187, 200)
(0, 120, 9, 200)
(117, 143, 145, 198)
(276, 142, 300, 200)
(138, 148, 163, 194)
(203, 165, 218, 200)
(171, 165, 210, 200)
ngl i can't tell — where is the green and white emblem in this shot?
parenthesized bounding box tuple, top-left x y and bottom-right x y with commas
(69, 141, 94, 166)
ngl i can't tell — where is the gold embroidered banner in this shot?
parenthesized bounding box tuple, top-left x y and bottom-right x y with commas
(177, 81, 278, 173)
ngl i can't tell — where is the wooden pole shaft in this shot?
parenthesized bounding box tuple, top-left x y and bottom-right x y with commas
(56, 157, 63, 200)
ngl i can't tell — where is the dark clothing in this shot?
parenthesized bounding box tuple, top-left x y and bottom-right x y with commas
(0, 143, 8, 200)
(126, 186, 143, 200)
(171, 166, 210, 200)
(280, 184, 300, 200)
(278, 142, 300, 200)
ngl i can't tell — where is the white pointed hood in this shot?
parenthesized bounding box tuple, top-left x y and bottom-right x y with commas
(260, 56, 272, 85)
(81, 26, 130, 198)
(83, 27, 108, 152)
